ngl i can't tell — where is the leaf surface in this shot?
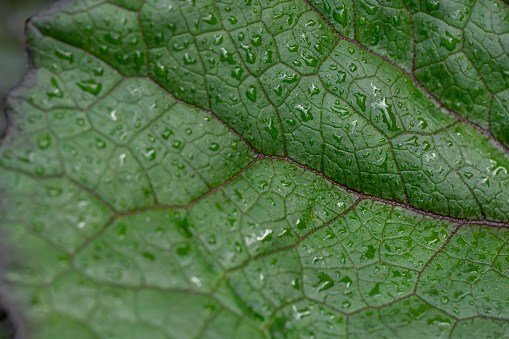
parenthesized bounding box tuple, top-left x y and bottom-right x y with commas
(2, 0, 509, 337)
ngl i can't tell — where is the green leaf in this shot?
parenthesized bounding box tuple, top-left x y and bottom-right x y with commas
(2, 0, 509, 337)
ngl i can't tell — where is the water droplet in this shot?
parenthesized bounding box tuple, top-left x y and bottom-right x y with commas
(231, 66, 244, 81)
(332, 5, 348, 26)
(369, 283, 381, 296)
(308, 83, 320, 96)
(95, 138, 106, 149)
(273, 84, 283, 97)
(287, 44, 299, 52)
(47, 186, 62, 197)
(417, 118, 428, 129)
(314, 272, 334, 292)
(143, 147, 156, 160)
(425, 0, 440, 11)
(114, 53, 130, 65)
(472, 49, 481, 61)
(172, 140, 181, 149)
(240, 44, 256, 64)
(154, 32, 164, 44)
(155, 63, 168, 77)
(333, 133, 343, 144)
(331, 104, 349, 116)
(209, 142, 220, 151)
(259, 180, 269, 190)
(440, 31, 460, 51)
(246, 85, 257, 102)
(220, 47, 235, 65)
(295, 104, 313, 122)
(280, 72, 299, 83)
(360, 1, 378, 15)
(374, 98, 400, 132)
(302, 53, 318, 67)
(203, 13, 218, 26)
(47, 78, 64, 99)
(94, 67, 104, 76)
(208, 234, 216, 245)
(264, 117, 279, 140)
(77, 79, 102, 96)
(183, 53, 196, 65)
(142, 252, 155, 261)
(54, 48, 74, 63)
(161, 128, 173, 140)
(104, 32, 122, 45)
(251, 34, 262, 47)
(37, 135, 51, 149)
(354, 93, 367, 111)
(176, 243, 191, 256)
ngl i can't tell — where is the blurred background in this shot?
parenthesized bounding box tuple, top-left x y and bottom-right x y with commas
(1, 0, 55, 116)
(0, 1, 55, 337)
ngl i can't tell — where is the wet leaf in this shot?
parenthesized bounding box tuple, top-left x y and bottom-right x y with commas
(2, 0, 509, 337)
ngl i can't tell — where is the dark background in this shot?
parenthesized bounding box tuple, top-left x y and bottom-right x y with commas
(0, 1, 55, 336)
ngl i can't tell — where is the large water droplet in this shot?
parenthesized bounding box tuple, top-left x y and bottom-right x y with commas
(246, 85, 257, 102)
(77, 79, 102, 96)
(314, 272, 334, 292)
(354, 93, 367, 111)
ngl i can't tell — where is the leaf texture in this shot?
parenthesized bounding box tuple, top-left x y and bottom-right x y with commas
(1, 0, 509, 337)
